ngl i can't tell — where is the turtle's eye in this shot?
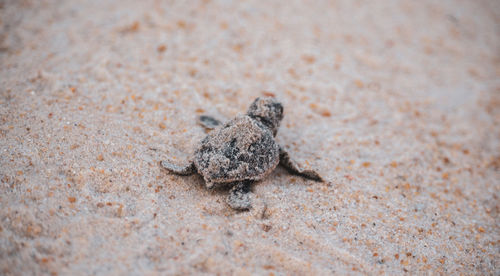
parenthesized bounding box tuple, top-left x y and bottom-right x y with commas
(275, 103, 283, 114)
(271, 102, 283, 119)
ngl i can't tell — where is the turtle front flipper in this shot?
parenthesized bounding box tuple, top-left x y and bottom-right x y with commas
(279, 147, 323, 182)
(160, 160, 196, 175)
(227, 181, 252, 210)
(198, 115, 222, 130)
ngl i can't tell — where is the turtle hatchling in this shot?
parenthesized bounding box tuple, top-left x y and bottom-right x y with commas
(161, 97, 323, 211)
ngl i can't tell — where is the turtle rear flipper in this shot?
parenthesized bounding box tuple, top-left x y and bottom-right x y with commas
(160, 160, 196, 175)
(227, 181, 252, 210)
(279, 147, 323, 182)
(198, 115, 222, 130)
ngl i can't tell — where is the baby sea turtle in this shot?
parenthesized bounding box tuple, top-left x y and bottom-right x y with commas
(161, 97, 323, 211)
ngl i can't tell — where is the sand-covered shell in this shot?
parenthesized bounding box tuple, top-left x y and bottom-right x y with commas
(194, 115, 280, 186)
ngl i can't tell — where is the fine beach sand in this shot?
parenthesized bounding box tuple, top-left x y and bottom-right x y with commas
(1, 0, 499, 274)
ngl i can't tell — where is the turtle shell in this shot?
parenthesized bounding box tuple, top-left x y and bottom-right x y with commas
(194, 115, 280, 185)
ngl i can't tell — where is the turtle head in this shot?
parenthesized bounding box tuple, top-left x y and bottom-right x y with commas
(247, 97, 283, 136)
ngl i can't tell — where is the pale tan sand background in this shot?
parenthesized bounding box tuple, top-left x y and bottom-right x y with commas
(1, 0, 499, 275)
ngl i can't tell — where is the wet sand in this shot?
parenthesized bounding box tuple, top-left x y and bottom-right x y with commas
(1, 0, 499, 274)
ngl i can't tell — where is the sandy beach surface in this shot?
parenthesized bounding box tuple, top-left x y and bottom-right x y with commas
(1, 0, 499, 274)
